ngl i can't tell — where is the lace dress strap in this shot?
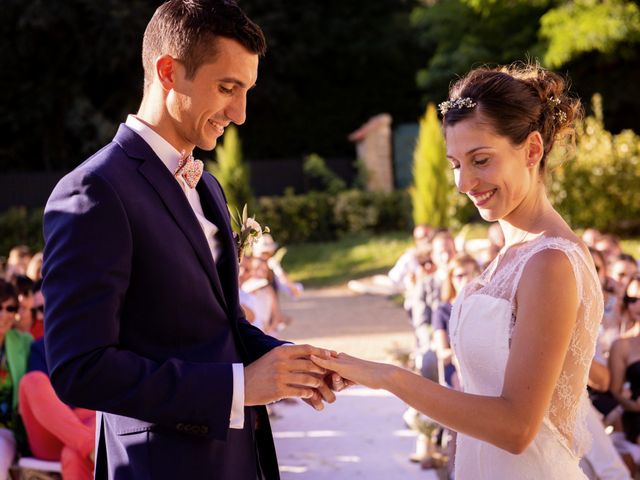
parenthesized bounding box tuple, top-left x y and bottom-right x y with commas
(506, 236, 587, 307)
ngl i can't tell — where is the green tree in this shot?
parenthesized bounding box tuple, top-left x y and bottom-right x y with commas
(411, 0, 550, 104)
(548, 94, 640, 233)
(540, 0, 640, 69)
(410, 103, 451, 228)
(411, 0, 640, 134)
(538, 0, 640, 132)
(206, 125, 254, 214)
(303, 153, 347, 194)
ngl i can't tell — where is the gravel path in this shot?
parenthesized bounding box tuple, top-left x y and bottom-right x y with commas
(270, 286, 440, 480)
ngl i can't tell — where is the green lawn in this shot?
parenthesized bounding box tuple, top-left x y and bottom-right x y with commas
(282, 229, 640, 288)
(282, 231, 413, 287)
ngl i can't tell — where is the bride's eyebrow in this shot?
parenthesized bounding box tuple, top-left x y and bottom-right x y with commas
(447, 146, 493, 161)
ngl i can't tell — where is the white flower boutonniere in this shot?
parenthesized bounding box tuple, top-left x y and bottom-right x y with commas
(229, 204, 270, 264)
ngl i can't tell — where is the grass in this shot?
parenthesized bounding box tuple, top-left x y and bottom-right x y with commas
(621, 239, 640, 259)
(282, 231, 413, 288)
(282, 229, 640, 289)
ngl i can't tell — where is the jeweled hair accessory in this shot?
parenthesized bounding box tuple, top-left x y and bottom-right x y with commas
(547, 96, 567, 124)
(438, 97, 477, 115)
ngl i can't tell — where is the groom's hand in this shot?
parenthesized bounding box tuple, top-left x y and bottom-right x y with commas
(244, 344, 332, 406)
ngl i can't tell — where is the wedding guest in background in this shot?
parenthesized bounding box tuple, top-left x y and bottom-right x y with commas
(475, 222, 505, 268)
(433, 253, 481, 389)
(607, 276, 640, 474)
(12, 276, 35, 334)
(25, 252, 43, 283)
(19, 335, 96, 480)
(238, 257, 270, 332)
(5, 246, 31, 280)
(430, 229, 457, 284)
(581, 354, 631, 480)
(407, 229, 457, 382)
(591, 248, 623, 355)
(348, 224, 433, 297)
(583, 228, 603, 249)
(0, 280, 32, 480)
(252, 234, 303, 299)
(611, 254, 639, 300)
(387, 224, 433, 290)
(597, 234, 623, 266)
(29, 282, 44, 340)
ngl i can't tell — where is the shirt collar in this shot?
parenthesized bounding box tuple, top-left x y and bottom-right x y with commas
(125, 115, 184, 174)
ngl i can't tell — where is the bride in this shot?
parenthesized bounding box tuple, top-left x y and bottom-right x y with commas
(314, 64, 602, 479)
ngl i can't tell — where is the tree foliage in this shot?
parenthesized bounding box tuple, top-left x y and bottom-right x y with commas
(410, 103, 452, 228)
(540, 0, 640, 68)
(0, 0, 156, 172)
(206, 125, 254, 214)
(411, 0, 640, 134)
(548, 94, 640, 233)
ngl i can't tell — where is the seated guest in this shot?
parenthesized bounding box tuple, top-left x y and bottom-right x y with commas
(0, 280, 32, 480)
(611, 254, 639, 301)
(348, 224, 432, 296)
(5, 246, 31, 280)
(19, 337, 95, 480)
(253, 234, 303, 298)
(589, 248, 624, 419)
(581, 357, 631, 479)
(608, 276, 640, 474)
(29, 282, 44, 340)
(25, 252, 43, 283)
(591, 248, 623, 355)
(12, 276, 35, 334)
(474, 222, 505, 268)
(433, 254, 480, 389)
(388, 224, 432, 289)
(596, 234, 623, 266)
(582, 228, 603, 249)
(240, 257, 291, 334)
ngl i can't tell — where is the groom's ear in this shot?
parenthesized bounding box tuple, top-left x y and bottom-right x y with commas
(156, 55, 178, 92)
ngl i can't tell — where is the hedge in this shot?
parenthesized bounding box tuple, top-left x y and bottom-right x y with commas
(256, 189, 414, 244)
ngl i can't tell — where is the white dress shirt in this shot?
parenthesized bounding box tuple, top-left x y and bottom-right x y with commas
(126, 115, 245, 429)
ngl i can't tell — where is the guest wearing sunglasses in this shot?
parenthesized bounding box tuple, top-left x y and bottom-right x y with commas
(608, 276, 640, 473)
(0, 279, 33, 480)
(28, 281, 44, 340)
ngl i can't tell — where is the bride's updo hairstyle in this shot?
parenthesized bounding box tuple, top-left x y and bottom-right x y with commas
(440, 63, 583, 171)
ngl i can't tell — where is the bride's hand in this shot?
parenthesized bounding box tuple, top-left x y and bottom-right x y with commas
(311, 353, 392, 390)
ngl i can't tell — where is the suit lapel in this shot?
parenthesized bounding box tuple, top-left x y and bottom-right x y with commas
(114, 125, 229, 314)
(196, 175, 240, 314)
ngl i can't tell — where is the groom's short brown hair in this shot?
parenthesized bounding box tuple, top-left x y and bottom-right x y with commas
(142, 0, 266, 90)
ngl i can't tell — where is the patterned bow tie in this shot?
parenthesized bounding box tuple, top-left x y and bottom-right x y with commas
(174, 151, 204, 189)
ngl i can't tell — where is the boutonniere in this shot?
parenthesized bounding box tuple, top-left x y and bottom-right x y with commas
(229, 204, 270, 264)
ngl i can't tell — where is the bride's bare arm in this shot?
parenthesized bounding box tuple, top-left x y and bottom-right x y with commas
(313, 249, 577, 454)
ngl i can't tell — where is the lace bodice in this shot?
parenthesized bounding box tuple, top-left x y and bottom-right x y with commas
(450, 235, 602, 459)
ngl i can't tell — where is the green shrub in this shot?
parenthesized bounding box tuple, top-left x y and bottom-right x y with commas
(0, 207, 44, 258)
(548, 94, 640, 234)
(257, 190, 336, 244)
(256, 189, 413, 244)
(303, 153, 347, 194)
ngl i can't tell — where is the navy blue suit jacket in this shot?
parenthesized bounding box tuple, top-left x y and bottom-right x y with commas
(42, 125, 285, 479)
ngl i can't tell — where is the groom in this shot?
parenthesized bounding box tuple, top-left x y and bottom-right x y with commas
(42, 1, 338, 479)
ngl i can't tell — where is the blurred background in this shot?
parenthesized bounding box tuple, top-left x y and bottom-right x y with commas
(1, 0, 639, 275)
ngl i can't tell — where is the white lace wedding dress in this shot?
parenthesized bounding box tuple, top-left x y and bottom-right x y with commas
(450, 236, 602, 479)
